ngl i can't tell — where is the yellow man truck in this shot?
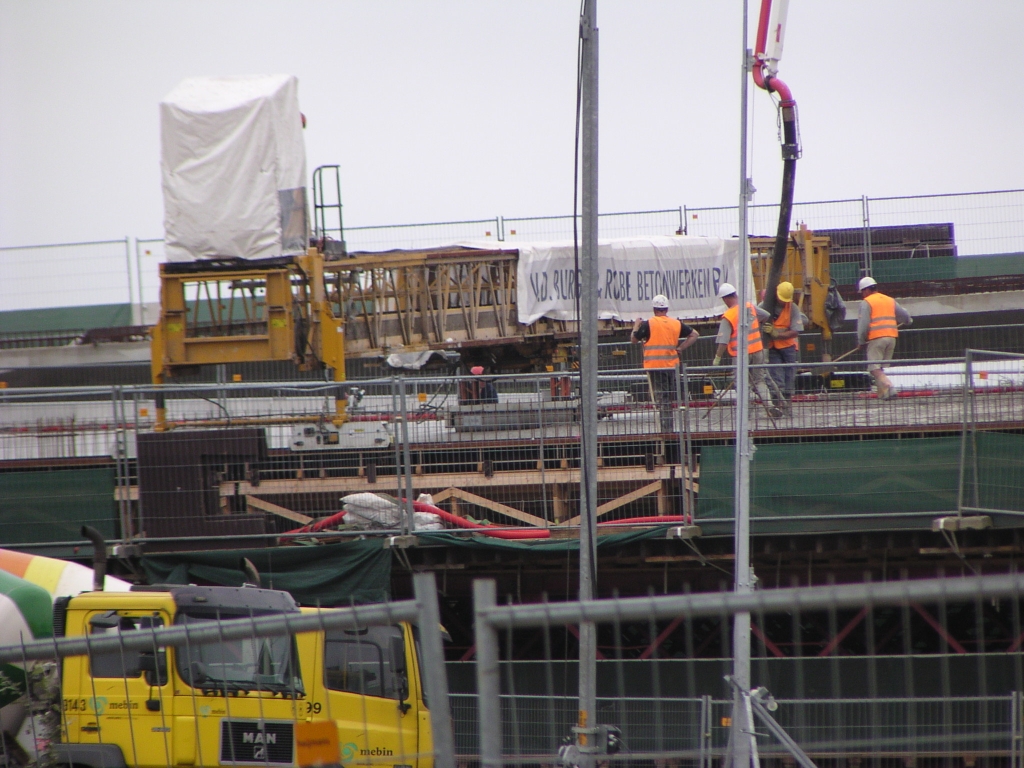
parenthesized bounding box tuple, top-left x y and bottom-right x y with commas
(51, 584, 436, 768)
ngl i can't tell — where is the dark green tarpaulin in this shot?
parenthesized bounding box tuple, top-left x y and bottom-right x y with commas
(0, 303, 134, 333)
(141, 541, 391, 606)
(0, 467, 117, 546)
(418, 526, 674, 551)
(696, 433, 1024, 532)
(974, 432, 1024, 512)
(698, 437, 961, 521)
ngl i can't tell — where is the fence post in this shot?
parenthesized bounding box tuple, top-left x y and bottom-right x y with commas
(474, 580, 502, 768)
(958, 351, 972, 516)
(123, 236, 134, 318)
(132, 388, 144, 539)
(699, 694, 712, 768)
(413, 572, 456, 768)
(112, 385, 130, 542)
(861, 195, 873, 277)
(399, 378, 415, 534)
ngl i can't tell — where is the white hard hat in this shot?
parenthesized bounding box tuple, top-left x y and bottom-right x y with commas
(858, 276, 878, 292)
(652, 294, 669, 309)
(717, 282, 737, 299)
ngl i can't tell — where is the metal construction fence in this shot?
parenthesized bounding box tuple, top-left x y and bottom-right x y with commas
(2, 189, 1022, 318)
(0, 351, 1023, 550)
(469, 574, 1024, 767)
(448, 692, 1024, 762)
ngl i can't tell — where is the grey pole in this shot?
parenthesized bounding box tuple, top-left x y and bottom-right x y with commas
(474, 580, 502, 768)
(578, 0, 600, 750)
(413, 573, 456, 768)
(399, 378, 415, 534)
(732, 1, 755, 766)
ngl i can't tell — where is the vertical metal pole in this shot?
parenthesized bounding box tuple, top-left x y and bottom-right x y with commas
(124, 237, 134, 318)
(134, 240, 145, 326)
(578, 0, 600, 750)
(676, 366, 688, 519)
(133, 389, 143, 537)
(399, 378, 415, 535)
(968, 353, 981, 510)
(112, 386, 129, 542)
(732, 1, 755, 766)
(537, 378, 549, 525)
(413, 573, 456, 768)
(958, 350, 972, 516)
(474, 580, 502, 768)
(861, 195, 873, 277)
(391, 377, 405, 519)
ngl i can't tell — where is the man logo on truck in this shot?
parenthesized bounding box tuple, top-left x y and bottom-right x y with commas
(243, 731, 277, 745)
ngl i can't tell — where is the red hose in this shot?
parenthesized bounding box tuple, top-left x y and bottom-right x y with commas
(285, 504, 682, 540)
(412, 501, 550, 539)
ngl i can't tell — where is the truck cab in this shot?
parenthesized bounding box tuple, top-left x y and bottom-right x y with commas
(55, 586, 432, 768)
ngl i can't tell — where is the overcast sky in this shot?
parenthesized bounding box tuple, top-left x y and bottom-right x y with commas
(1, 1, 1022, 249)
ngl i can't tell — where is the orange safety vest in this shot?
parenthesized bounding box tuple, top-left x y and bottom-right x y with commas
(865, 292, 899, 340)
(770, 302, 798, 350)
(643, 316, 682, 369)
(724, 302, 763, 357)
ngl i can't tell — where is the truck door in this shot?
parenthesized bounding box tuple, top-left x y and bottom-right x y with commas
(63, 610, 173, 768)
(321, 625, 421, 767)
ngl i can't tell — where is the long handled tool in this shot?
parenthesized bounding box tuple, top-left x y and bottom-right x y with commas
(703, 372, 781, 423)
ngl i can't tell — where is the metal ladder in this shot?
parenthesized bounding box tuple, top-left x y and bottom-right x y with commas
(312, 164, 346, 257)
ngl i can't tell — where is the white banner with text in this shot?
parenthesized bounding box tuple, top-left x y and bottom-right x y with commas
(512, 236, 747, 324)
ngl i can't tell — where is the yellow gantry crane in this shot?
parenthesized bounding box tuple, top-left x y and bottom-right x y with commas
(150, 247, 345, 431)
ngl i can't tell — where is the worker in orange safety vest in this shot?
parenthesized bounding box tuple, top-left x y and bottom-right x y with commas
(631, 293, 699, 432)
(856, 276, 912, 400)
(759, 281, 805, 414)
(713, 283, 783, 418)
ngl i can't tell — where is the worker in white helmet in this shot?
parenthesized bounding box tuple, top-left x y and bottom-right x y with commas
(857, 276, 912, 400)
(759, 281, 805, 414)
(631, 294, 699, 432)
(712, 282, 783, 418)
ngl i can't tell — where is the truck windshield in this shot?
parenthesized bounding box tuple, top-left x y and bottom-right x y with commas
(175, 613, 303, 695)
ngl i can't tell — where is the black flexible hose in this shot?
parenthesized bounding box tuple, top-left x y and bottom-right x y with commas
(761, 97, 799, 319)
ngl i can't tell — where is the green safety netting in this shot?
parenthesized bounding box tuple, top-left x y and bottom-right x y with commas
(0, 467, 117, 547)
(696, 433, 1024, 532)
(141, 540, 392, 606)
(418, 526, 675, 552)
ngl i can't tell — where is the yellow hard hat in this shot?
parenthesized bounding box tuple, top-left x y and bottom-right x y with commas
(776, 281, 794, 303)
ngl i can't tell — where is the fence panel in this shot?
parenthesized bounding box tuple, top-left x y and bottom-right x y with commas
(0, 239, 132, 313)
(471, 575, 1024, 766)
(345, 218, 502, 252)
(3, 352, 1024, 550)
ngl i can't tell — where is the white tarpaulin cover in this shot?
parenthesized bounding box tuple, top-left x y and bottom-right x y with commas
(496, 236, 748, 324)
(161, 74, 308, 262)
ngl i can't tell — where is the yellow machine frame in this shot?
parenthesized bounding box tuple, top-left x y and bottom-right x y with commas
(750, 225, 833, 339)
(150, 248, 345, 430)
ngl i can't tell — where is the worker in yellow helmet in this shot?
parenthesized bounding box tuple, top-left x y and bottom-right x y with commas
(631, 293, 699, 432)
(857, 276, 912, 400)
(713, 283, 783, 418)
(760, 281, 804, 415)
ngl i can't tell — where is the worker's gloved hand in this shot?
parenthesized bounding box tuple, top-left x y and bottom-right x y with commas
(712, 355, 723, 366)
(762, 323, 776, 338)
